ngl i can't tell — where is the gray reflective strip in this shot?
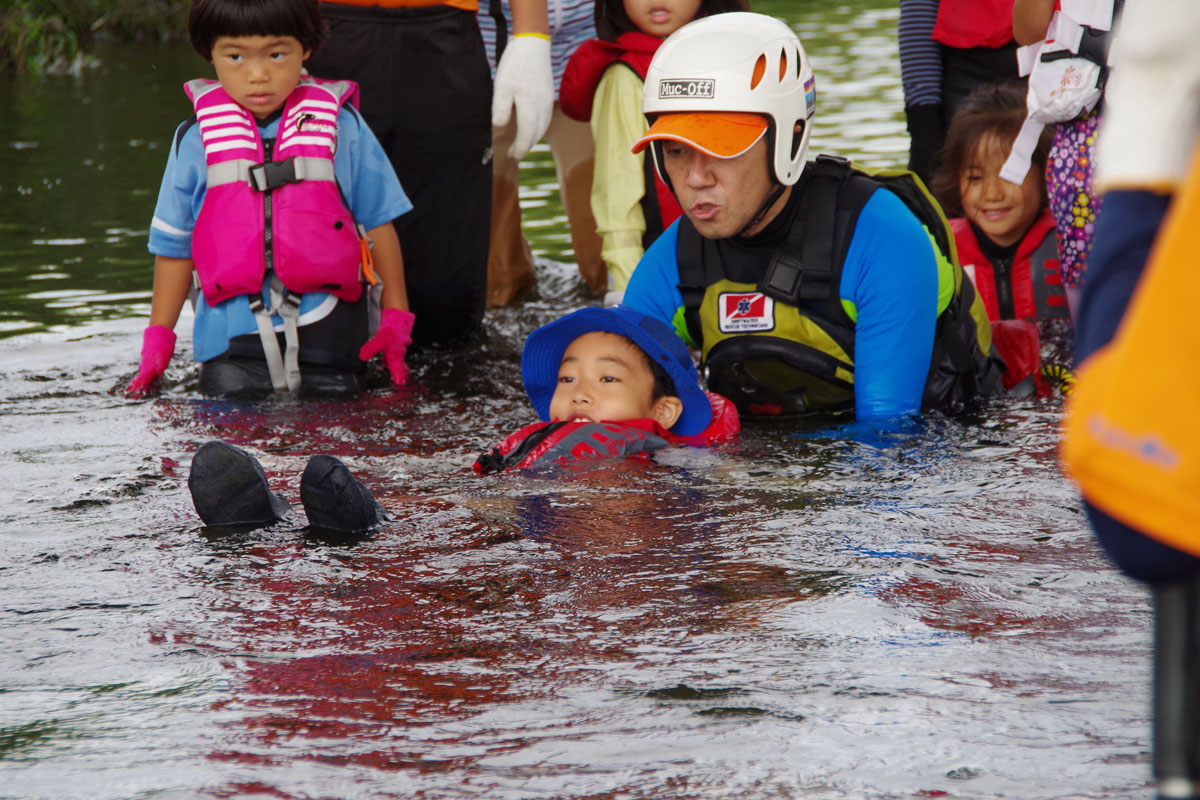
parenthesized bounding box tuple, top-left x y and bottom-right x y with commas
(321, 80, 354, 99)
(185, 79, 220, 100)
(208, 157, 335, 189)
(249, 164, 270, 192)
(253, 303, 289, 392)
(290, 157, 334, 182)
(252, 275, 303, 393)
(278, 300, 302, 393)
(207, 160, 256, 188)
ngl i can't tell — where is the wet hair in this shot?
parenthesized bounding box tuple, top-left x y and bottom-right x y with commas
(595, 0, 750, 42)
(645, 349, 678, 401)
(932, 79, 1052, 218)
(188, 0, 327, 61)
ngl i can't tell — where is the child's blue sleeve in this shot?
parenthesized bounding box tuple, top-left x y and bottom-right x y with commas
(841, 189, 938, 420)
(148, 121, 206, 259)
(335, 107, 412, 231)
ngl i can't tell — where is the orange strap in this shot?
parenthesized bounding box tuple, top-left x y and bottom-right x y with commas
(360, 236, 378, 286)
(1061, 145, 1200, 554)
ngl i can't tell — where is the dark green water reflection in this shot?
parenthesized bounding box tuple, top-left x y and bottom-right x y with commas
(0, 41, 207, 336)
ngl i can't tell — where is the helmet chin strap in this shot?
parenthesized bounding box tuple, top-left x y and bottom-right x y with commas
(735, 122, 796, 238)
(735, 182, 787, 238)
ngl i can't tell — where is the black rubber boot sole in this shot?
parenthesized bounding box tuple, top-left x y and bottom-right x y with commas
(300, 454, 387, 533)
(187, 441, 291, 527)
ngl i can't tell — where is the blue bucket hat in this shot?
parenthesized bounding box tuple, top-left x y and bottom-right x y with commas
(522, 306, 713, 436)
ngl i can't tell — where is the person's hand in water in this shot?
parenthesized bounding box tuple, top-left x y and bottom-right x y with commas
(359, 308, 416, 386)
(125, 324, 176, 397)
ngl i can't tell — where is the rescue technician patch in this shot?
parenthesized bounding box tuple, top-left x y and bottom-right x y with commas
(718, 292, 774, 333)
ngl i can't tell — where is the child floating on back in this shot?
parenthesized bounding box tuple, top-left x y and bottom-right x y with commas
(476, 305, 739, 473)
(559, 0, 747, 305)
(932, 79, 1071, 394)
(185, 306, 737, 531)
(126, 0, 415, 400)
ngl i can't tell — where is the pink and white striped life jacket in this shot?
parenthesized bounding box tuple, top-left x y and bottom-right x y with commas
(186, 76, 365, 306)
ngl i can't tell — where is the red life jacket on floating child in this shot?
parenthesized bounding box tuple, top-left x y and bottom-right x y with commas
(559, 31, 684, 248)
(474, 392, 740, 474)
(186, 76, 367, 307)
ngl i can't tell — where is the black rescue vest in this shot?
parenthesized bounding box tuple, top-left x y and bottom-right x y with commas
(677, 155, 1004, 417)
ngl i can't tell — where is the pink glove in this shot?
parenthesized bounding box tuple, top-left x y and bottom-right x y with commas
(359, 308, 415, 386)
(125, 324, 177, 398)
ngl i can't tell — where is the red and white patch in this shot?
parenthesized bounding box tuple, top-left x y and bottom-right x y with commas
(718, 291, 774, 333)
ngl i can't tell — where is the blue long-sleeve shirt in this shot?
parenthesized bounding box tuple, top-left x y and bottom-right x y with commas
(623, 187, 939, 420)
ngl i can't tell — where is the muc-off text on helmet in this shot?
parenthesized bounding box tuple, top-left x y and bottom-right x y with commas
(659, 79, 715, 99)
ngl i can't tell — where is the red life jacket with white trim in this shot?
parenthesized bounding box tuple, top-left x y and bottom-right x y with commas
(560, 32, 684, 245)
(474, 392, 741, 473)
(953, 210, 1067, 394)
(186, 76, 365, 306)
(951, 210, 1067, 322)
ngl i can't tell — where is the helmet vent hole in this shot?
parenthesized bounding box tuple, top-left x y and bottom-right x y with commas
(791, 120, 806, 159)
(779, 48, 788, 81)
(796, 47, 803, 78)
(751, 54, 766, 90)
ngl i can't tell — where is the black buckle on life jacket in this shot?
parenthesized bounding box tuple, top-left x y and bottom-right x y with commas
(759, 251, 833, 304)
(249, 157, 299, 192)
(247, 282, 301, 315)
(1039, 25, 1112, 70)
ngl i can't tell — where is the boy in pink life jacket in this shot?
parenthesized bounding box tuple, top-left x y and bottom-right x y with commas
(475, 305, 739, 473)
(126, 0, 415, 400)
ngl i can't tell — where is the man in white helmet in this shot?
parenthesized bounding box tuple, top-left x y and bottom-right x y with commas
(622, 12, 1001, 419)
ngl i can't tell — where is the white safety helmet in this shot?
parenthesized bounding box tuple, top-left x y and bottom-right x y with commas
(634, 12, 816, 187)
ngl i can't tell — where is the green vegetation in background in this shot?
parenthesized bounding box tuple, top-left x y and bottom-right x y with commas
(0, 0, 188, 74)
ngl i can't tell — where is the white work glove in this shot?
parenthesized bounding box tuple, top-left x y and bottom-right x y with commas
(492, 33, 553, 160)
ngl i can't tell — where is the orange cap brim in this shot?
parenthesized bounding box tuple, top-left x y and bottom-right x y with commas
(632, 112, 768, 159)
